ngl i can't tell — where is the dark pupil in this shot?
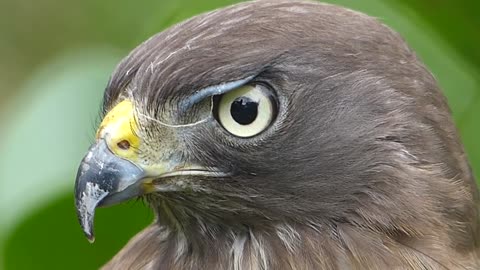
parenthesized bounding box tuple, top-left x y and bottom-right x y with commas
(230, 97, 258, 125)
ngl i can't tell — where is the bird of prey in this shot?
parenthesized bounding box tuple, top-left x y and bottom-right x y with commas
(74, 0, 480, 269)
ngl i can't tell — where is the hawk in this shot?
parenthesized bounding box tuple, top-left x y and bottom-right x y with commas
(74, 1, 479, 269)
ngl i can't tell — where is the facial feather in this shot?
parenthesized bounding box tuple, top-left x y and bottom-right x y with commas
(82, 0, 480, 269)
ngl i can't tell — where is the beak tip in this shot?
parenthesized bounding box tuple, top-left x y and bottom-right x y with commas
(86, 233, 96, 243)
(74, 139, 145, 243)
(77, 210, 95, 243)
(79, 216, 95, 243)
(74, 182, 109, 245)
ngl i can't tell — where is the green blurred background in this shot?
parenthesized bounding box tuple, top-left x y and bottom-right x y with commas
(0, 0, 478, 269)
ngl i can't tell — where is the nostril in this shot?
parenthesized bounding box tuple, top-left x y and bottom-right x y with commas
(117, 140, 131, 150)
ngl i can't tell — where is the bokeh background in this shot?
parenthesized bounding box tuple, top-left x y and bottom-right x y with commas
(0, 0, 479, 269)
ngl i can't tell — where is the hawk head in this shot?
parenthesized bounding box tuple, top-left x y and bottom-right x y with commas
(74, 1, 478, 268)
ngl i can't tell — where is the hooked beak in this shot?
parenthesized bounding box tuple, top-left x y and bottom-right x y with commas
(74, 100, 169, 242)
(74, 139, 145, 242)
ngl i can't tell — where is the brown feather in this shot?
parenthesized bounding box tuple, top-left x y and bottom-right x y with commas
(99, 0, 480, 269)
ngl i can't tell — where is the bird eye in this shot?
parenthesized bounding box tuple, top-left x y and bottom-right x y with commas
(214, 84, 277, 138)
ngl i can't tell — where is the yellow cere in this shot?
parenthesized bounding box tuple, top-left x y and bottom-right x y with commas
(96, 100, 140, 161)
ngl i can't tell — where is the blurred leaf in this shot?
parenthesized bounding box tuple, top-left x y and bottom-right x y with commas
(3, 193, 150, 270)
(0, 47, 125, 265)
(392, 0, 480, 75)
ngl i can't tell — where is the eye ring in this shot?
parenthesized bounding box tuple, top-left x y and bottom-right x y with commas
(213, 83, 278, 138)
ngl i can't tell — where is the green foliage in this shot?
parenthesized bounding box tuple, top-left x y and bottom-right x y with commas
(0, 0, 478, 269)
(4, 195, 150, 269)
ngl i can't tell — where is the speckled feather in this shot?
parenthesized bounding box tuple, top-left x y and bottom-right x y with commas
(100, 0, 479, 269)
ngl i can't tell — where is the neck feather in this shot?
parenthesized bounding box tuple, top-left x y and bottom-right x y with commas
(103, 218, 475, 270)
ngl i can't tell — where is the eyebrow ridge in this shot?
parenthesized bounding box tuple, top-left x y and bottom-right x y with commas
(179, 75, 255, 111)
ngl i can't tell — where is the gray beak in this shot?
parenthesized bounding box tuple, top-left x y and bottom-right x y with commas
(74, 140, 145, 242)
